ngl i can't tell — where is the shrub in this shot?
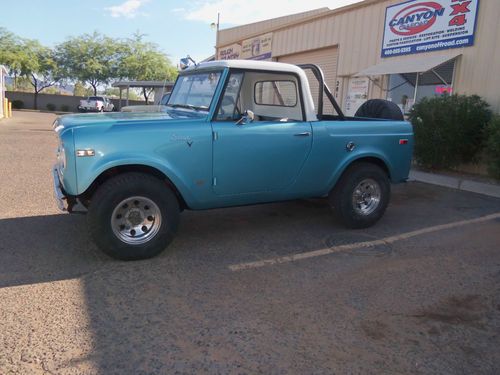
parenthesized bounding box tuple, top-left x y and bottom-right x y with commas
(486, 115, 500, 179)
(11, 100, 24, 109)
(60, 104, 70, 112)
(46, 103, 56, 111)
(409, 94, 492, 169)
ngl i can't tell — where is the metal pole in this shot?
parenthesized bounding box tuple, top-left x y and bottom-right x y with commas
(413, 73, 419, 106)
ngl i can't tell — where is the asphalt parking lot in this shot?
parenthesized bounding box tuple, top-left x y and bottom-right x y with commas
(1, 111, 500, 374)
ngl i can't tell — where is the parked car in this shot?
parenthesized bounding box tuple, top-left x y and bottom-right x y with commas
(120, 93, 171, 113)
(53, 60, 413, 260)
(78, 96, 114, 112)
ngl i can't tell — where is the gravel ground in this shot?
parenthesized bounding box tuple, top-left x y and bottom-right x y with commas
(0, 111, 499, 374)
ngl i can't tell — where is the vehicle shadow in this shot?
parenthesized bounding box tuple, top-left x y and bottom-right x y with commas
(3, 183, 500, 373)
(0, 198, 335, 289)
(0, 214, 104, 289)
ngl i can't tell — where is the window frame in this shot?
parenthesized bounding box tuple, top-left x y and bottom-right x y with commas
(253, 80, 298, 108)
(167, 69, 224, 112)
(211, 68, 306, 122)
(215, 71, 245, 122)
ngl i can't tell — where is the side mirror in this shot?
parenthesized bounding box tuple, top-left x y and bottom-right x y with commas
(179, 55, 197, 70)
(235, 110, 255, 125)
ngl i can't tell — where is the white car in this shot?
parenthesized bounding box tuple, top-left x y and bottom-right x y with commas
(78, 96, 114, 112)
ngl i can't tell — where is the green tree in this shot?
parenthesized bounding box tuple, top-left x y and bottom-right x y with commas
(118, 33, 177, 103)
(55, 32, 121, 95)
(20, 40, 61, 109)
(73, 82, 93, 97)
(0, 29, 60, 109)
(0, 28, 25, 89)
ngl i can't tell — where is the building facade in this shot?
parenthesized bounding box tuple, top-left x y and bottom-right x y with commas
(216, 0, 500, 115)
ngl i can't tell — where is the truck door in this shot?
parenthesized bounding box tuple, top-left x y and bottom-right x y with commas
(211, 71, 312, 196)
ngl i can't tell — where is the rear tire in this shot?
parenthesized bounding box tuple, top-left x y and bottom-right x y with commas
(87, 173, 180, 260)
(329, 162, 390, 229)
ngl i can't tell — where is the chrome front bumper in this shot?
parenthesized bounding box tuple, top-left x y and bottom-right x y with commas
(52, 167, 68, 212)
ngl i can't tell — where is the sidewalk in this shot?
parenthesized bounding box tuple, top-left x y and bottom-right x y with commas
(409, 170, 500, 198)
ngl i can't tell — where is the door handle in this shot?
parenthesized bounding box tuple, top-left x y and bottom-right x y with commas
(294, 132, 311, 137)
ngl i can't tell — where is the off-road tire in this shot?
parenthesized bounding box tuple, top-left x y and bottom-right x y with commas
(355, 99, 404, 120)
(329, 162, 390, 229)
(87, 172, 180, 260)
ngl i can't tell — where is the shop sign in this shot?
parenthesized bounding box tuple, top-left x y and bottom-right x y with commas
(241, 33, 273, 60)
(435, 85, 453, 94)
(344, 77, 370, 117)
(218, 44, 242, 60)
(382, 0, 479, 57)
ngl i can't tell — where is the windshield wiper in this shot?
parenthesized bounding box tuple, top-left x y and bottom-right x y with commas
(168, 104, 209, 111)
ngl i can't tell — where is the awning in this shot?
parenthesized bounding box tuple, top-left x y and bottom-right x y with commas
(355, 53, 461, 76)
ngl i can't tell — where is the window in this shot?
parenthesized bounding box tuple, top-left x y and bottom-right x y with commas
(217, 72, 244, 121)
(254, 81, 297, 107)
(168, 71, 222, 110)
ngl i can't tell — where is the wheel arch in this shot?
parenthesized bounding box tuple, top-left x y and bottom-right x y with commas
(79, 164, 188, 209)
(328, 155, 392, 192)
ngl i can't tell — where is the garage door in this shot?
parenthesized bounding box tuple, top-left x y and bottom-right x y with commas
(278, 47, 338, 115)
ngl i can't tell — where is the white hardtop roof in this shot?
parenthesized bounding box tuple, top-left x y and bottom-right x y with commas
(184, 59, 318, 122)
(183, 60, 305, 75)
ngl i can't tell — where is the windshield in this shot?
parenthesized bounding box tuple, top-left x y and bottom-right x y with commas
(167, 71, 222, 111)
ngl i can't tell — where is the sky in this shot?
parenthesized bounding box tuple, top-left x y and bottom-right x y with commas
(1, 0, 360, 65)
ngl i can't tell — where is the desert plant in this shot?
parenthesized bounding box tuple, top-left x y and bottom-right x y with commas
(486, 115, 500, 179)
(409, 94, 492, 169)
(46, 103, 56, 111)
(11, 99, 24, 109)
(60, 104, 70, 112)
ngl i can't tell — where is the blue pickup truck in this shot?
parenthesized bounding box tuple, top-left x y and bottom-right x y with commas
(53, 60, 413, 260)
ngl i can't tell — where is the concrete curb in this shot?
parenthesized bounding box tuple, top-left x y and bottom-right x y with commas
(409, 170, 500, 198)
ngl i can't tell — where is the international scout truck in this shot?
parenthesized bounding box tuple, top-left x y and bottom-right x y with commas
(53, 60, 413, 260)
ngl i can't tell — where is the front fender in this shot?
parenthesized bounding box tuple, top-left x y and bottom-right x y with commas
(76, 153, 197, 206)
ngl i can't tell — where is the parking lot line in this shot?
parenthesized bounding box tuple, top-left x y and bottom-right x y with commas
(228, 212, 500, 272)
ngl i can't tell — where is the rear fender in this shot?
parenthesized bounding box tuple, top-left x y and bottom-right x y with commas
(326, 149, 394, 192)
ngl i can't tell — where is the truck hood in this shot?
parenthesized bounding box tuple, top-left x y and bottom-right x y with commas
(54, 109, 207, 132)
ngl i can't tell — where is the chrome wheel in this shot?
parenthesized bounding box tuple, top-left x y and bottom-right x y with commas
(111, 196, 162, 245)
(352, 178, 381, 216)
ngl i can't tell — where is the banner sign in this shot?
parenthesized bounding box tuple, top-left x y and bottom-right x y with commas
(382, 0, 479, 57)
(241, 33, 273, 60)
(218, 44, 241, 60)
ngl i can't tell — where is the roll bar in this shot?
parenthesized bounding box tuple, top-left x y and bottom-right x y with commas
(296, 64, 345, 120)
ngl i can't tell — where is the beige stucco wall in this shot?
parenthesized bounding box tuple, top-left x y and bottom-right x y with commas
(217, 0, 500, 113)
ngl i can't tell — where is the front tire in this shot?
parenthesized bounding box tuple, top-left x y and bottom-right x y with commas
(87, 173, 180, 260)
(329, 163, 390, 229)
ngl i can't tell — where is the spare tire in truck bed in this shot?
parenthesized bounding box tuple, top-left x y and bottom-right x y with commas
(354, 99, 404, 121)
